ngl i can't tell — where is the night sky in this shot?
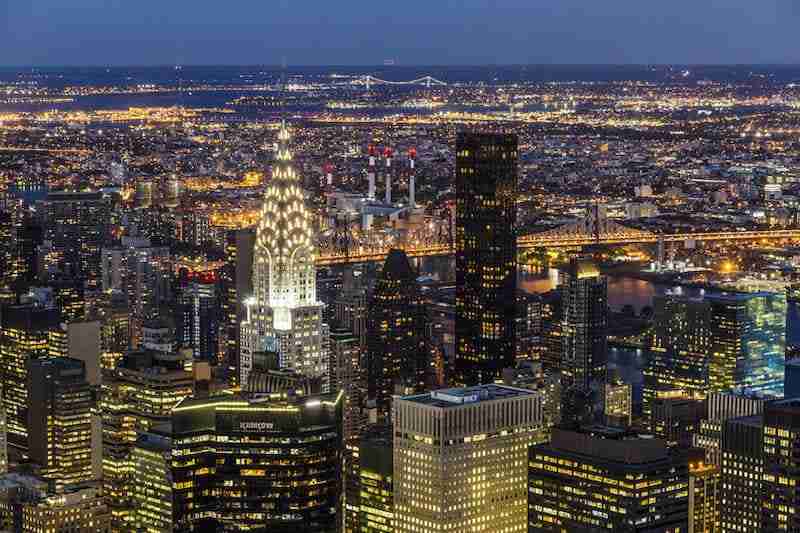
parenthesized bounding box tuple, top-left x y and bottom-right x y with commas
(1, 0, 798, 66)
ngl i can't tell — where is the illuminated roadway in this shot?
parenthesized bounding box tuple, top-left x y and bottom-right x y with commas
(316, 229, 800, 266)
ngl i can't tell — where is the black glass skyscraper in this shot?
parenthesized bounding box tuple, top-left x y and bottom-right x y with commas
(365, 249, 427, 421)
(454, 132, 518, 385)
(559, 258, 607, 393)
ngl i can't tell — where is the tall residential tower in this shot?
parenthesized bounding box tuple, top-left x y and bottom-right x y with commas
(454, 132, 518, 385)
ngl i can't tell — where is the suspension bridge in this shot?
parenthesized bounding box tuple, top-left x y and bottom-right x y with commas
(350, 75, 448, 90)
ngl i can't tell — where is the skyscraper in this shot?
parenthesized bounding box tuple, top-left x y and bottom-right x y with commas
(171, 391, 343, 532)
(0, 303, 65, 451)
(40, 191, 112, 289)
(365, 249, 427, 422)
(528, 428, 690, 532)
(240, 123, 328, 386)
(344, 426, 393, 533)
(329, 328, 365, 443)
(761, 399, 800, 531)
(132, 428, 174, 533)
(175, 271, 221, 362)
(689, 462, 721, 533)
(720, 414, 763, 532)
(27, 357, 94, 493)
(101, 237, 172, 348)
(558, 257, 608, 393)
(455, 132, 518, 385)
(645, 288, 786, 418)
(100, 348, 193, 528)
(393, 385, 544, 533)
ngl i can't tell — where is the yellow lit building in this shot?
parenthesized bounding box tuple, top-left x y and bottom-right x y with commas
(0, 304, 65, 453)
(28, 357, 94, 493)
(394, 385, 545, 533)
(21, 486, 110, 533)
(100, 349, 193, 530)
(132, 429, 173, 533)
(240, 122, 327, 386)
(171, 391, 343, 532)
(689, 462, 720, 533)
(528, 428, 689, 531)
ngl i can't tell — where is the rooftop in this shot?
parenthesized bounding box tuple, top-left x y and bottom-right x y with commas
(402, 384, 535, 408)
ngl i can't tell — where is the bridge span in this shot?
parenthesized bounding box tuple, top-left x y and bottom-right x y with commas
(316, 228, 800, 266)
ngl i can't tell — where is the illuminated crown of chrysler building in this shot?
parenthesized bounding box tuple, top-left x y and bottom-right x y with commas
(240, 122, 328, 387)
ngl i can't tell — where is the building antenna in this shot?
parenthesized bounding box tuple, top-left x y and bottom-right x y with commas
(280, 56, 288, 121)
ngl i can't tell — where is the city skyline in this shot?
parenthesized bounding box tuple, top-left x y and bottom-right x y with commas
(2, 4, 800, 528)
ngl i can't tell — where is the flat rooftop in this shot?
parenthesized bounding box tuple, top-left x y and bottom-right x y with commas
(402, 384, 534, 408)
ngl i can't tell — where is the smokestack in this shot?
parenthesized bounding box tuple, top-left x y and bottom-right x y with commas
(384, 147, 393, 205)
(368, 144, 376, 200)
(408, 147, 417, 209)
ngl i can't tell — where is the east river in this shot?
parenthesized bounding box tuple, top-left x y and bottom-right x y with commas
(519, 269, 800, 405)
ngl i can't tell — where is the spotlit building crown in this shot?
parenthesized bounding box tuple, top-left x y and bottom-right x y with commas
(240, 122, 328, 387)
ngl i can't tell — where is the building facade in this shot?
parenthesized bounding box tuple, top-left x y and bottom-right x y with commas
(365, 249, 427, 422)
(645, 289, 786, 418)
(528, 428, 689, 531)
(171, 391, 343, 532)
(27, 357, 94, 492)
(394, 385, 544, 533)
(240, 123, 328, 386)
(558, 258, 608, 394)
(0, 304, 65, 451)
(454, 132, 518, 386)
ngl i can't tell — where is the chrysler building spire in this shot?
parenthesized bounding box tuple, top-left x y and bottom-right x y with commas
(240, 122, 328, 386)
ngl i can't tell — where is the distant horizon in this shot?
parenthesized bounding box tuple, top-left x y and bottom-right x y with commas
(2, 62, 800, 70)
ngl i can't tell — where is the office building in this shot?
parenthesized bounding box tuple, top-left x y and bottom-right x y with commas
(40, 191, 112, 289)
(333, 267, 370, 347)
(689, 462, 721, 533)
(651, 395, 706, 447)
(603, 377, 632, 427)
(720, 414, 763, 532)
(558, 257, 607, 393)
(761, 399, 800, 532)
(171, 391, 343, 532)
(21, 485, 111, 533)
(176, 272, 221, 362)
(694, 392, 767, 466)
(101, 237, 171, 348)
(365, 249, 427, 421)
(132, 428, 173, 533)
(27, 357, 94, 492)
(95, 290, 131, 368)
(330, 328, 365, 442)
(240, 123, 328, 386)
(454, 132, 518, 385)
(100, 348, 193, 528)
(394, 385, 544, 533)
(221, 228, 255, 386)
(0, 304, 65, 451)
(645, 289, 786, 418)
(528, 428, 689, 531)
(345, 427, 393, 533)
